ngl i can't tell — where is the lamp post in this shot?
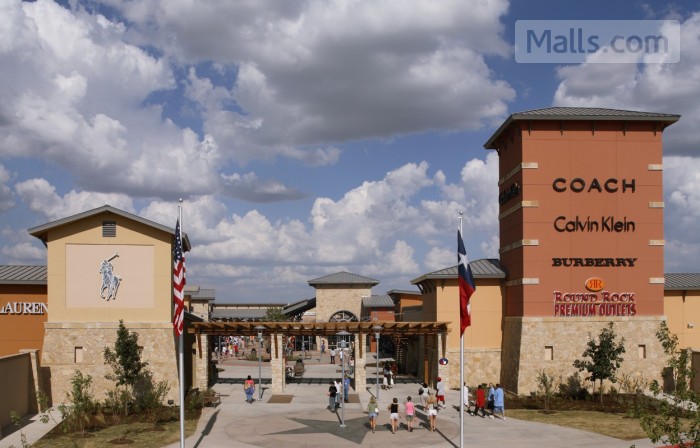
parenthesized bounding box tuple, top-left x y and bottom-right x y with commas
(255, 325, 265, 401)
(336, 330, 350, 428)
(372, 325, 382, 400)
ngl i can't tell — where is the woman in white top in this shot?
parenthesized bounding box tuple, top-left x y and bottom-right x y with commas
(426, 392, 438, 432)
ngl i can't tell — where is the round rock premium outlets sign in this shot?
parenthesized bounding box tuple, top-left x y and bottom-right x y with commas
(0, 302, 48, 315)
(553, 278, 636, 317)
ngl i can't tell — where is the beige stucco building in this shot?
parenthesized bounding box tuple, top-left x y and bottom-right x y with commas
(28, 206, 204, 405)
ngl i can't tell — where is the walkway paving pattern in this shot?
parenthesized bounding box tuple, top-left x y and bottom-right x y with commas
(1, 352, 661, 447)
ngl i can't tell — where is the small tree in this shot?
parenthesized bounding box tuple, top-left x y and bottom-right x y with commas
(103, 320, 148, 415)
(58, 370, 96, 435)
(537, 369, 557, 413)
(265, 306, 287, 322)
(573, 322, 626, 404)
(639, 321, 699, 446)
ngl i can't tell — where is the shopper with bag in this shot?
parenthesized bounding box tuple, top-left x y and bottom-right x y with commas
(367, 396, 379, 433)
(244, 375, 255, 403)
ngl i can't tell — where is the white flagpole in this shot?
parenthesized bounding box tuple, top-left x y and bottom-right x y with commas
(459, 211, 464, 448)
(178, 199, 185, 448)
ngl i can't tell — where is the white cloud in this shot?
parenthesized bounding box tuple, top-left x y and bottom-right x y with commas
(15, 178, 134, 221)
(553, 13, 700, 155)
(0, 165, 14, 211)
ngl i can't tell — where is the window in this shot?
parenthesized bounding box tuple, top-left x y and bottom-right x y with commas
(103, 221, 116, 237)
(638, 345, 646, 359)
(544, 346, 553, 361)
(75, 346, 83, 363)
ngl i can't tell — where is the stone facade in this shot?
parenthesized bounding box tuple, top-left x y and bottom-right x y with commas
(443, 348, 502, 390)
(314, 286, 371, 323)
(42, 322, 179, 405)
(502, 316, 666, 395)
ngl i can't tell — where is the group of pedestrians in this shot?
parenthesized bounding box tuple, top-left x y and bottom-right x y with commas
(366, 393, 439, 433)
(326, 375, 352, 411)
(465, 382, 506, 420)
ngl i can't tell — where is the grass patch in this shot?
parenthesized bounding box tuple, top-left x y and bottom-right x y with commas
(507, 409, 647, 440)
(33, 417, 199, 447)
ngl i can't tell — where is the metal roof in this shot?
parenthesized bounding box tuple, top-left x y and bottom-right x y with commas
(665, 273, 700, 290)
(0, 265, 47, 285)
(283, 298, 316, 316)
(362, 294, 395, 308)
(28, 205, 191, 251)
(386, 289, 422, 296)
(484, 107, 680, 149)
(410, 258, 506, 285)
(211, 309, 268, 320)
(308, 271, 380, 286)
(190, 288, 215, 301)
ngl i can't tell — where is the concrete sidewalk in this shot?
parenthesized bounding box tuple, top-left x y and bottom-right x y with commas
(0, 353, 661, 447)
(165, 355, 660, 448)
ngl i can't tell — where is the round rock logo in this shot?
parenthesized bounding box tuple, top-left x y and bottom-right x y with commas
(585, 277, 605, 292)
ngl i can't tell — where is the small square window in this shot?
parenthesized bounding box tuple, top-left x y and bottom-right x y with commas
(638, 345, 647, 359)
(544, 346, 553, 361)
(75, 347, 83, 363)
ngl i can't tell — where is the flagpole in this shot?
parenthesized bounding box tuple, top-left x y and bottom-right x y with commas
(459, 211, 464, 448)
(178, 199, 185, 448)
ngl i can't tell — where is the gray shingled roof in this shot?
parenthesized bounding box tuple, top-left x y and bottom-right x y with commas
(484, 107, 680, 149)
(362, 294, 395, 308)
(0, 265, 47, 284)
(410, 259, 506, 285)
(665, 273, 700, 290)
(28, 205, 191, 251)
(308, 271, 380, 286)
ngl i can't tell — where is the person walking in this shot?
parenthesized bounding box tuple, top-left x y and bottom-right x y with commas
(328, 381, 338, 412)
(343, 375, 350, 403)
(419, 382, 430, 409)
(383, 362, 393, 390)
(367, 396, 379, 433)
(404, 396, 415, 432)
(244, 375, 255, 403)
(426, 392, 438, 432)
(463, 381, 471, 413)
(334, 378, 343, 408)
(330, 348, 336, 364)
(474, 384, 487, 417)
(487, 382, 496, 418)
(387, 397, 399, 434)
(493, 383, 506, 420)
(436, 377, 446, 409)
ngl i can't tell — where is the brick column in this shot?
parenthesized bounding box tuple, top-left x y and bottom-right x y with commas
(271, 334, 285, 394)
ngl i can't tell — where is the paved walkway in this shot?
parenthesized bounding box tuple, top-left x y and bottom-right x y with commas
(166, 354, 659, 448)
(1, 353, 661, 447)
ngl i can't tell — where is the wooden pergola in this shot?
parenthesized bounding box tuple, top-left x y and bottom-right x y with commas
(189, 321, 450, 359)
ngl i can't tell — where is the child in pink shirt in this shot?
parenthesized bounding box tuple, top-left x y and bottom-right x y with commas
(404, 396, 415, 432)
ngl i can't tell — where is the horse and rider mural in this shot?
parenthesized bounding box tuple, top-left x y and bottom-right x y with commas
(99, 252, 122, 301)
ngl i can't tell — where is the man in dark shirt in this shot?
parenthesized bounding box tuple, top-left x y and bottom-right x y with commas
(328, 382, 337, 412)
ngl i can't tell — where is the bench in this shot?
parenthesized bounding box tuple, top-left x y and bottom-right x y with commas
(294, 360, 305, 378)
(202, 393, 222, 407)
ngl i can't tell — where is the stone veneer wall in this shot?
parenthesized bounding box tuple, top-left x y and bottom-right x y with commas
(195, 335, 209, 391)
(444, 348, 502, 390)
(314, 286, 371, 323)
(42, 322, 179, 405)
(502, 316, 667, 395)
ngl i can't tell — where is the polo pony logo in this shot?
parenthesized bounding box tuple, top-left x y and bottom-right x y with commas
(99, 252, 122, 301)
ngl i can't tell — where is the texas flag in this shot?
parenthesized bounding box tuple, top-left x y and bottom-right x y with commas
(458, 229, 476, 336)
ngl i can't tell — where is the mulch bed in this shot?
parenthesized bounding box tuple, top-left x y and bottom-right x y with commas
(506, 393, 655, 413)
(268, 395, 294, 403)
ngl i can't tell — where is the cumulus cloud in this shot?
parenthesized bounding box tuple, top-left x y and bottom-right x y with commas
(553, 13, 700, 155)
(15, 178, 134, 221)
(0, 165, 14, 211)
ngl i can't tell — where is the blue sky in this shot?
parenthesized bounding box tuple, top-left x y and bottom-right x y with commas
(1, 0, 699, 304)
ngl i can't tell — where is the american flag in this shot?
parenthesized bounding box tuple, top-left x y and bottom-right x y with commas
(173, 219, 186, 336)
